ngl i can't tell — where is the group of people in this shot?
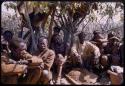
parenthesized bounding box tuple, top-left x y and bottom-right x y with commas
(1, 12, 123, 85)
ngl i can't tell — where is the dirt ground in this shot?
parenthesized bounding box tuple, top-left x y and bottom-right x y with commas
(50, 69, 111, 85)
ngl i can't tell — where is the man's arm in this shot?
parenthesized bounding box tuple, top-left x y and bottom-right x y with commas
(20, 50, 33, 60)
(71, 43, 78, 56)
(88, 42, 101, 58)
(88, 42, 101, 65)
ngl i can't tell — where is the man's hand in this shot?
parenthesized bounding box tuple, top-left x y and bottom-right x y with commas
(17, 60, 29, 64)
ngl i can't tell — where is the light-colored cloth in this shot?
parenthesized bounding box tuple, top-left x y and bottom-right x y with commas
(71, 41, 101, 60)
(38, 49, 55, 71)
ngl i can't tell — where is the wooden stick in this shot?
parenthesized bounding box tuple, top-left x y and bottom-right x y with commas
(65, 74, 82, 85)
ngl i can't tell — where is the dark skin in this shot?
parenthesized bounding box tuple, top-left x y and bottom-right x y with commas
(37, 38, 48, 52)
(10, 41, 27, 61)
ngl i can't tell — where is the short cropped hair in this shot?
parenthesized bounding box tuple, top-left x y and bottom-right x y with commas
(3, 30, 13, 37)
(38, 36, 48, 44)
(78, 31, 86, 39)
(9, 37, 25, 50)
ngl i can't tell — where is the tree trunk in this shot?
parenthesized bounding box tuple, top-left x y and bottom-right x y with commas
(41, 7, 53, 32)
(48, 8, 56, 46)
(24, 2, 37, 53)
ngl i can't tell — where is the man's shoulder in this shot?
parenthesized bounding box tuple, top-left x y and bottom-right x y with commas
(47, 49, 55, 54)
(85, 41, 98, 47)
(85, 41, 93, 45)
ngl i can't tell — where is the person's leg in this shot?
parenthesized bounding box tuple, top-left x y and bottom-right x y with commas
(2, 75, 18, 84)
(23, 67, 42, 84)
(84, 57, 92, 71)
(107, 70, 123, 85)
(55, 54, 65, 84)
(40, 70, 52, 84)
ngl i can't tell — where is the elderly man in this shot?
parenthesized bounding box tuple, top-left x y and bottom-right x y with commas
(3, 37, 43, 84)
(34, 36, 55, 84)
(71, 32, 101, 72)
(1, 37, 27, 84)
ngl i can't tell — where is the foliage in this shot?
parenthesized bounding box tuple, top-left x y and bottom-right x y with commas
(1, 1, 124, 40)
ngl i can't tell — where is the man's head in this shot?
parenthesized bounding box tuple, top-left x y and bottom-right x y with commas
(100, 55, 109, 66)
(109, 37, 120, 46)
(3, 30, 13, 42)
(31, 12, 47, 27)
(78, 32, 86, 44)
(108, 31, 115, 39)
(93, 30, 103, 39)
(38, 36, 48, 52)
(53, 26, 61, 35)
(9, 37, 27, 56)
(93, 30, 100, 35)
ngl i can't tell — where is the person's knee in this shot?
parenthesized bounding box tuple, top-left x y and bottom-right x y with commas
(42, 70, 52, 80)
(43, 70, 49, 76)
(100, 55, 108, 66)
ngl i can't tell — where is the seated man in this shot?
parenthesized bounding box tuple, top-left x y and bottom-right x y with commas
(104, 36, 121, 66)
(7, 37, 43, 84)
(35, 36, 55, 84)
(49, 26, 68, 84)
(1, 45, 27, 84)
(71, 32, 101, 72)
